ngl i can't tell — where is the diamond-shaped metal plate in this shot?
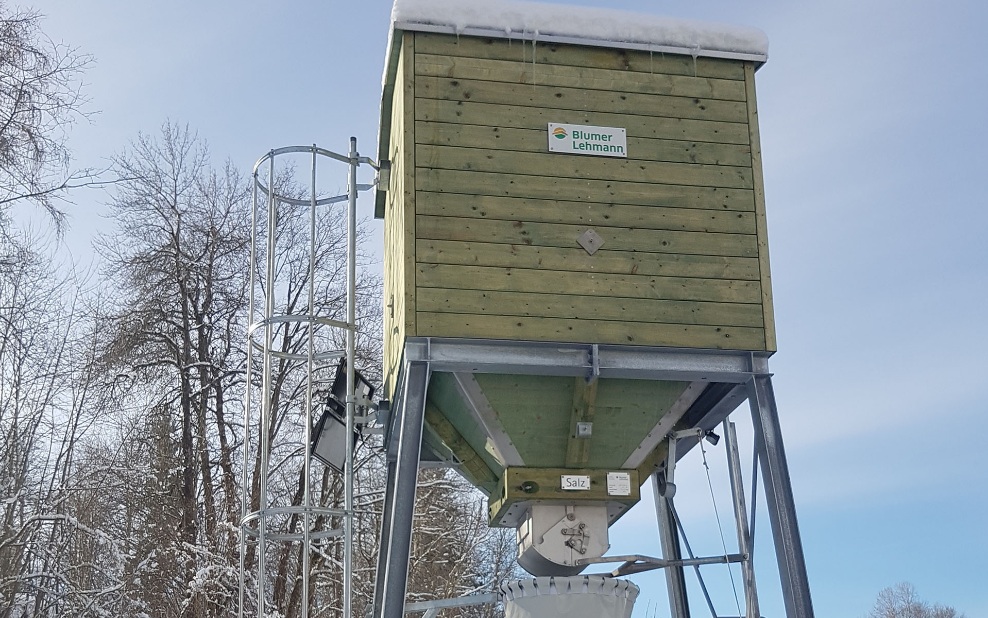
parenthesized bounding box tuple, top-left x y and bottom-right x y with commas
(577, 228, 604, 255)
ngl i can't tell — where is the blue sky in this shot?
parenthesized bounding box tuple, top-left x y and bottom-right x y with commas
(35, 0, 988, 615)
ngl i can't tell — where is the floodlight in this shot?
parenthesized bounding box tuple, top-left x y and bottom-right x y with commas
(311, 359, 375, 472)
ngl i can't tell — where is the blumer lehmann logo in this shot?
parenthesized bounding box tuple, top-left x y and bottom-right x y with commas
(547, 122, 627, 158)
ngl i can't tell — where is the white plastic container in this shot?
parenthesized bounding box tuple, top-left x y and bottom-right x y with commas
(501, 576, 639, 618)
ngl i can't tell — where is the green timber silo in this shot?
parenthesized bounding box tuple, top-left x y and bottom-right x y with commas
(371, 2, 814, 617)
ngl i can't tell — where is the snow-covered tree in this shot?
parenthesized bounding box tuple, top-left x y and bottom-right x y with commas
(0, 235, 124, 616)
(406, 469, 520, 618)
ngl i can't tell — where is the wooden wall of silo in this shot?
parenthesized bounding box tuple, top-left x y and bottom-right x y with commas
(381, 31, 776, 393)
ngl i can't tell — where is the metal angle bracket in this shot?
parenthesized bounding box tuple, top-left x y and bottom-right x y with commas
(587, 343, 601, 382)
(578, 553, 746, 578)
(658, 428, 705, 498)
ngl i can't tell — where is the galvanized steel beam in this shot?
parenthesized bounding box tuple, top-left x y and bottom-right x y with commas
(404, 338, 771, 382)
(653, 474, 691, 618)
(747, 376, 814, 618)
(374, 361, 430, 618)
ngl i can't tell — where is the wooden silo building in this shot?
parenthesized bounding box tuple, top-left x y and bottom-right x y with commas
(371, 2, 814, 617)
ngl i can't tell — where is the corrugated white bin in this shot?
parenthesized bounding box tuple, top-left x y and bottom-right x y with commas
(501, 576, 639, 618)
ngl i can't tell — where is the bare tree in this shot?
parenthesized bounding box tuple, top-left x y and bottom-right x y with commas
(0, 232, 124, 616)
(0, 117, 514, 617)
(95, 122, 251, 617)
(0, 1, 93, 233)
(869, 582, 964, 618)
(94, 122, 388, 617)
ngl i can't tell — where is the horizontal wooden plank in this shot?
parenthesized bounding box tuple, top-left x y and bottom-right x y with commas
(413, 32, 748, 81)
(415, 53, 748, 101)
(417, 215, 757, 258)
(416, 121, 753, 167)
(416, 74, 748, 124)
(418, 288, 765, 327)
(416, 311, 766, 350)
(418, 169, 755, 211)
(416, 145, 753, 190)
(494, 468, 641, 512)
(417, 192, 757, 235)
(415, 99, 750, 145)
(417, 263, 763, 304)
(417, 239, 762, 281)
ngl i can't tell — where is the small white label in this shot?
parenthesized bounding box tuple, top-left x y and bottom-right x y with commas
(548, 123, 627, 158)
(606, 472, 632, 496)
(561, 475, 592, 491)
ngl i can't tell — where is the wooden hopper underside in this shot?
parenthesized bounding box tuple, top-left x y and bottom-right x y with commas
(392, 338, 765, 526)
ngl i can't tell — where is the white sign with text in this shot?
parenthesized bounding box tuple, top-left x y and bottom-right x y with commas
(548, 123, 627, 158)
(561, 474, 592, 491)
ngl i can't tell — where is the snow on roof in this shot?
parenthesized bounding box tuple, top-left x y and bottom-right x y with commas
(391, 0, 768, 60)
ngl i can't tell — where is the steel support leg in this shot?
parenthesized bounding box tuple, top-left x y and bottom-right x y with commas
(374, 361, 430, 618)
(724, 420, 760, 618)
(372, 456, 398, 618)
(747, 375, 814, 618)
(652, 473, 690, 618)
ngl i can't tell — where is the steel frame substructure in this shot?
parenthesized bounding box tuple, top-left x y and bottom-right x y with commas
(371, 337, 814, 618)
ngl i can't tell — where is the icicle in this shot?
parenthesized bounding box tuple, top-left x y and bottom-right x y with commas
(532, 29, 539, 86)
(505, 26, 512, 49)
(691, 43, 700, 78)
(649, 44, 653, 74)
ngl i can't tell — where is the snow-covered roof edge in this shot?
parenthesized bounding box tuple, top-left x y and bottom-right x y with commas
(393, 0, 768, 61)
(375, 0, 769, 217)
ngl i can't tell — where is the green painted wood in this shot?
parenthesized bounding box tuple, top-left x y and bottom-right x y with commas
(416, 122, 754, 167)
(414, 53, 748, 101)
(744, 62, 777, 352)
(417, 240, 762, 281)
(381, 30, 774, 354)
(635, 440, 671, 483)
(417, 263, 763, 303)
(418, 311, 766, 350)
(416, 145, 754, 190)
(590, 378, 690, 468)
(427, 372, 700, 475)
(383, 35, 417, 395)
(416, 288, 766, 327)
(416, 215, 758, 258)
(489, 467, 642, 526)
(471, 374, 692, 468)
(489, 467, 642, 527)
(425, 372, 508, 475)
(413, 32, 747, 81)
(418, 169, 756, 211)
(566, 378, 598, 467)
(416, 98, 751, 145)
(424, 403, 501, 494)
(416, 75, 749, 124)
(473, 374, 574, 467)
(417, 191, 757, 234)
